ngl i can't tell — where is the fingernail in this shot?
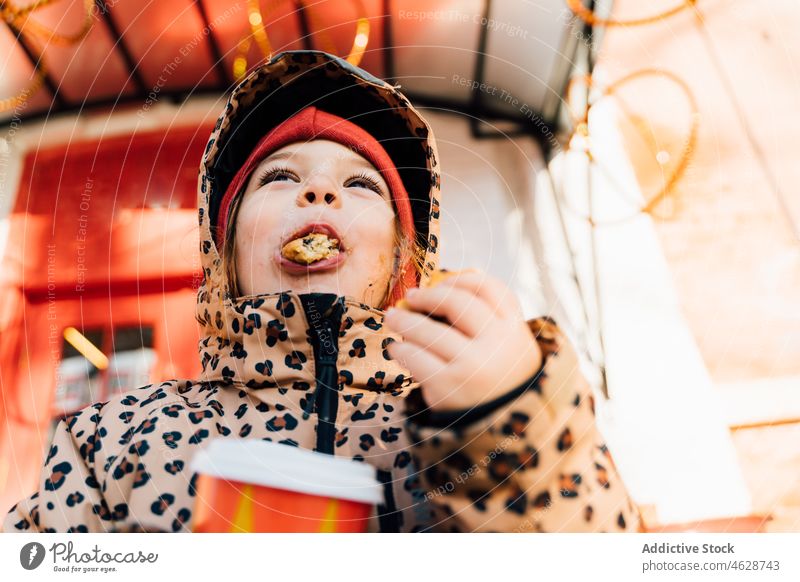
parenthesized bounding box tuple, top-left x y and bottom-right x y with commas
(406, 288, 419, 299)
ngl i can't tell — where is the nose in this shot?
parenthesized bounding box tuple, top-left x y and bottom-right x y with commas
(297, 173, 341, 209)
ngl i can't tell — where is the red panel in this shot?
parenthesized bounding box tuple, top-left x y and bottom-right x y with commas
(0, 125, 209, 511)
(110, 0, 218, 90)
(7, 125, 212, 291)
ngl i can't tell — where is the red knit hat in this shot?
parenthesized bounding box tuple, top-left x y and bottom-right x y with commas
(215, 105, 418, 309)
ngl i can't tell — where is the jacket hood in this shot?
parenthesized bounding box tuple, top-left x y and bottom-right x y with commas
(195, 50, 441, 389)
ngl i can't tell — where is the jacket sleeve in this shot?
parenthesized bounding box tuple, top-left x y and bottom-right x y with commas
(403, 317, 643, 533)
(2, 402, 119, 533)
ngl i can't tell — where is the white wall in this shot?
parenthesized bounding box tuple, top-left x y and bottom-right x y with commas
(424, 110, 549, 319)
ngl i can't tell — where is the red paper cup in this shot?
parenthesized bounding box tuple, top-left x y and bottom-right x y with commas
(190, 439, 383, 532)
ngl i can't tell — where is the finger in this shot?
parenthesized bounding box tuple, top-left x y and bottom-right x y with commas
(435, 270, 520, 319)
(384, 306, 470, 362)
(386, 340, 447, 385)
(404, 285, 494, 338)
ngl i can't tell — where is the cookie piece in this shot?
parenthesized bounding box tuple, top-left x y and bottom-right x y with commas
(395, 269, 458, 310)
(281, 233, 340, 264)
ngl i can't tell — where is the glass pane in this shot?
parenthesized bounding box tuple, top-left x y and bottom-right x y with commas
(53, 327, 104, 415)
(107, 326, 155, 396)
(112, 326, 153, 353)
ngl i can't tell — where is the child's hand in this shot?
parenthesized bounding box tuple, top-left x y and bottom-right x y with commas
(384, 270, 542, 412)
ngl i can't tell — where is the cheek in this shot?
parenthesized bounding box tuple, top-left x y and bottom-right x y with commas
(351, 201, 396, 251)
(233, 196, 282, 262)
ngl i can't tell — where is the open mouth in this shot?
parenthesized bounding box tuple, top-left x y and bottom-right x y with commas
(275, 222, 347, 273)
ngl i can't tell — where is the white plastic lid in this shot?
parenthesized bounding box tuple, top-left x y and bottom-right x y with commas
(189, 438, 384, 505)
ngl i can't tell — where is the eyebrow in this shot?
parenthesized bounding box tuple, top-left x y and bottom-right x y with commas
(265, 149, 379, 172)
(350, 157, 379, 172)
(264, 151, 295, 162)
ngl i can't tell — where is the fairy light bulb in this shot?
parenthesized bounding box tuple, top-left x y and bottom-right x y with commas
(233, 56, 247, 80)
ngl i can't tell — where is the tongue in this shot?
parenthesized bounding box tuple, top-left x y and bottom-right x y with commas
(281, 232, 340, 265)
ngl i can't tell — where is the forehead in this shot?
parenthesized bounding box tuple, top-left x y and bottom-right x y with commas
(264, 139, 375, 170)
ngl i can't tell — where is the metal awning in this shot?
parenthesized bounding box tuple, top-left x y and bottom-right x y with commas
(1, 0, 610, 145)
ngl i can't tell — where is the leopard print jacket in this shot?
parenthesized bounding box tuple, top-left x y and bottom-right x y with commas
(3, 51, 642, 533)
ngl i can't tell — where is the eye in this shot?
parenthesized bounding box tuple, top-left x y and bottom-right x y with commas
(345, 171, 385, 197)
(256, 166, 298, 187)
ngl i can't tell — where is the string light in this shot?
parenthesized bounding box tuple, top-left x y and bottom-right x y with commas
(565, 0, 697, 28)
(6, 0, 95, 46)
(233, 0, 371, 80)
(348, 15, 370, 63)
(63, 327, 109, 371)
(1, 0, 95, 111)
(563, 69, 699, 224)
(0, 58, 46, 113)
(2, 0, 61, 19)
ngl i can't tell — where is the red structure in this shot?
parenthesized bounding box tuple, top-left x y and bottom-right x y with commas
(0, 125, 213, 512)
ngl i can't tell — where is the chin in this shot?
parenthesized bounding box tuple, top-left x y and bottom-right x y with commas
(283, 275, 354, 298)
(256, 267, 378, 303)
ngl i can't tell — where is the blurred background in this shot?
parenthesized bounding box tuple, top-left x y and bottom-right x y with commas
(0, 0, 798, 532)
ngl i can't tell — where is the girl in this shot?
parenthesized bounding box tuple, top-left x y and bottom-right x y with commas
(3, 50, 642, 533)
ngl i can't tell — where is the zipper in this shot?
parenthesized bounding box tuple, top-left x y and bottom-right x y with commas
(312, 318, 338, 455)
(299, 293, 400, 531)
(300, 294, 344, 455)
(376, 469, 401, 532)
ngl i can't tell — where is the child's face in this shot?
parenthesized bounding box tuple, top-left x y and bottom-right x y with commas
(233, 139, 397, 306)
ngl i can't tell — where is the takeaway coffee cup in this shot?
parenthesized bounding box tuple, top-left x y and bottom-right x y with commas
(190, 438, 384, 532)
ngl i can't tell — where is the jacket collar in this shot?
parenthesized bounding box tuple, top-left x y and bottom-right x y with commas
(197, 291, 415, 395)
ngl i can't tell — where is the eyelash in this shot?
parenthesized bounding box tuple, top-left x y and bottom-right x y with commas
(347, 171, 384, 195)
(257, 165, 297, 187)
(256, 166, 385, 196)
